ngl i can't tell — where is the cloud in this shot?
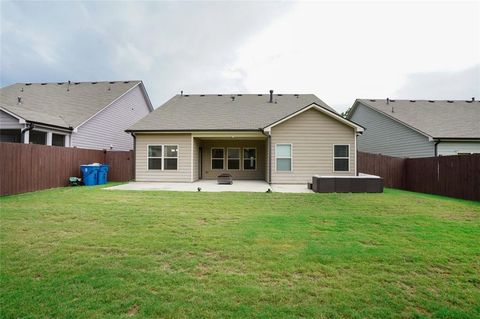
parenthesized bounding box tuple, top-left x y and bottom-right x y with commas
(1, 1, 479, 113)
(395, 65, 480, 100)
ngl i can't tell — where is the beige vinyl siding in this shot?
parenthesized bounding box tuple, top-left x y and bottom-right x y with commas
(135, 134, 192, 182)
(192, 137, 201, 181)
(270, 108, 356, 184)
(201, 140, 266, 180)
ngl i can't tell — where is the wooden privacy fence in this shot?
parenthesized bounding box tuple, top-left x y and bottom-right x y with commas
(0, 142, 134, 196)
(358, 151, 480, 201)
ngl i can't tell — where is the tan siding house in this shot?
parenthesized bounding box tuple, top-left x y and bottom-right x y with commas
(128, 93, 364, 184)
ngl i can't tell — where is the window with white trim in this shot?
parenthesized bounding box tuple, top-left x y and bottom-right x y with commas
(243, 148, 256, 170)
(227, 148, 240, 170)
(148, 145, 163, 170)
(276, 144, 292, 171)
(164, 145, 178, 170)
(334, 145, 349, 171)
(211, 148, 224, 170)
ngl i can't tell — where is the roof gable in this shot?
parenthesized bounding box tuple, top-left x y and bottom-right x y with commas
(0, 81, 147, 129)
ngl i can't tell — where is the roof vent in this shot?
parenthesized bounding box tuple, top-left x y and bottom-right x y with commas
(428, 100, 434, 103)
(370, 99, 376, 102)
(41, 83, 47, 85)
(109, 81, 115, 84)
(17, 97, 22, 104)
(387, 98, 390, 104)
(57, 82, 64, 85)
(25, 83, 32, 86)
(277, 94, 283, 97)
(472, 97, 475, 102)
(184, 94, 189, 97)
(200, 94, 205, 97)
(123, 81, 129, 83)
(180, 90, 183, 96)
(67, 80, 71, 91)
(231, 96, 235, 101)
(294, 94, 299, 98)
(91, 82, 97, 84)
(447, 100, 454, 103)
(237, 94, 242, 96)
(217, 94, 223, 96)
(269, 90, 273, 103)
(390, 99, 396, 102)
(257, 94, 263, 96)
(410, 100, 416, 102)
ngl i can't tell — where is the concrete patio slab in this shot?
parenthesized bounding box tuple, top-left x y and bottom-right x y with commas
(105, 180, 313, 193)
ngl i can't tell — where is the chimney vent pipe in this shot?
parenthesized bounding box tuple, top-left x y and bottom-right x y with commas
(269, 90, 273, 103)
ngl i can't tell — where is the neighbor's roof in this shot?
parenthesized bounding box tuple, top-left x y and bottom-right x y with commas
(351, 99, 480, 139)
(127, 93, 336, 131)
(0, 81, 148, 129)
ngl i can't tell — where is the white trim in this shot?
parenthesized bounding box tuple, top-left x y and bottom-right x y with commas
(75, 82, 141, 129)
(46, 132, 53, 146)
(191, 135, 194, 181)
(0, 107, 26, 124)
(264, 103, 364, 133)
(147, 144, 163, 170)
(275, 143, 293, 172)
(333, 144, 350, 172)
(354, 127, 357, 175)
(242, 147, 257, 171)
(227, 147, 241, 170)
(211, 147, 225, 170)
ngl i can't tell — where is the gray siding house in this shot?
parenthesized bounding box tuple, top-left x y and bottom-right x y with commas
(0, 81, 153, 150)
(127, 92, 364, 184)
(348, 99, 480, 158)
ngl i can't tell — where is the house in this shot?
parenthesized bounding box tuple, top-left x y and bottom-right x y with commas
(126, 91, 364, 184)
(0, 81, 153, 150)
(347, 99, 480, 158)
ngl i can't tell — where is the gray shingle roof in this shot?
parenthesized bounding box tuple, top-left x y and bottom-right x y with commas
(353, 99, 480, 139)
(0, 81, 142, 129)
(127, 94, 335, 131)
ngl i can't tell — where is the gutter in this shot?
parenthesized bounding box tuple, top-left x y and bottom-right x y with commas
(130, 132, 136, 181)
(260, 128, 272, 185)
(21, 122, 34, 143)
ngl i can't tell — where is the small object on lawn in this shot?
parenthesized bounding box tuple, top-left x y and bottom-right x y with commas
(69, 177, 82, 186)
(197, 187, 201, 192)
(266, 188, 272, 193)
(217, 173, 233, 185)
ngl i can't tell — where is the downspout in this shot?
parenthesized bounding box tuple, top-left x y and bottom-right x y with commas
(21, 122, 34, 143)
(434, 139, 441, 157)
(260, 128, 271, 184)
(130, 132, 136, 181)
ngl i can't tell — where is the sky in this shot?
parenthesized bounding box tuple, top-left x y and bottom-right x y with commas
(1, 1, 479, 113)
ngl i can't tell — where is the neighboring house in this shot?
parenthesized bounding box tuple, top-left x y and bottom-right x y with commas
(0, 81, 153, 150)
(126, 91, 364, 184)
(347, 99, 480, 158)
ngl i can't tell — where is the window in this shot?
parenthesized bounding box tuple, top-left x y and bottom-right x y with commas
(334, 145, 349, 171)
(30, 130, 46, 145)
(148, 145, 163, 170)
(276, 144, 292, 171)
(164, 145, 178, 170)
(243, 148, 256, 170)
(227, 148, 240, 170)
(211, 148, 224, 170)
(52, 134, 65, 146)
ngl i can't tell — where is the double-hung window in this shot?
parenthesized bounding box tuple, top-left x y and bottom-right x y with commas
(148, 145, 178, 170)
(276, 144, 292, 171)
(211, 148, 224, 170)
(243, 148, 256, 170)
(227, 148, 240, 170)
(333, 145, 349, 172)
(164, 145, 178, 170)
(148, 145, 163, 170)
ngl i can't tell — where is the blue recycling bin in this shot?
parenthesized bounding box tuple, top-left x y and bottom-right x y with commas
(97, 164, 109, 185)
(80, 165, 99, 186)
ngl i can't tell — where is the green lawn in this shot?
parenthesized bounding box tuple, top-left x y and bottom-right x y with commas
(1, 185, 479, 319)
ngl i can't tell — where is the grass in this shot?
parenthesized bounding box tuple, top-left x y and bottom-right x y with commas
(0, 185, 479, 319)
